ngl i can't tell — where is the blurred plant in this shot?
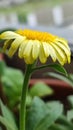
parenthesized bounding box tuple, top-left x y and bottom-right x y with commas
(47, 72, 73, 87)
(18, 13, 27, 24)
(1, 95, 73, 130)
(0, 61, 53, 109)
(0, 60, 7, 104)
(0, 29, 71, 130)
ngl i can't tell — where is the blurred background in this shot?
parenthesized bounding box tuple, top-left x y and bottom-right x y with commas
(0, 0, 73, 76)
(0, 0, 73, 29)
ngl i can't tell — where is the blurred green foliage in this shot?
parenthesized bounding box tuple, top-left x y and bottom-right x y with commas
(0, 61, 53, 109)
(18, 12, 27, 23)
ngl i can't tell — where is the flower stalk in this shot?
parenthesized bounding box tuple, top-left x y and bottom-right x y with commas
(20, 64, 32, 130)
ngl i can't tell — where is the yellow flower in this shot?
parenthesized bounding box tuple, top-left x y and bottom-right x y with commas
(0, 29, 71, 65)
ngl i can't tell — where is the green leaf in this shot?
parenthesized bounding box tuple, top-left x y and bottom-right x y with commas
(68, 95, 73, 108)
(48, 123, 73, 130)
(0, 127, 2, 130)
(26, 94, 32, 107)
(2, 67, 23, 90)
(57, 116, 73, 130)
(0, 100, 18, 130)
(0, 116, 14, 130)
(46, 101, 63, 110)
(48, 72, 73, 87)
(67, 109, 73, 121)
(35, 101, 63, 130)
(26, 97, 49, 130)
(2, 67, 24, 108)
(47, 64, 68, 76)
(26, 97, 63, 130)
(69, 74, 73, 80)
(0, 61, 6, 77)
(49, 116, 73, 130)
(33, 63, 68, 76)
(29, 82, 53, 97)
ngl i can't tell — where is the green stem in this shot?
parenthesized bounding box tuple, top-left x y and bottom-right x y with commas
(32, 64, 53, 72)
(20, 64, 32, 130)
(32, 63, 68, 76)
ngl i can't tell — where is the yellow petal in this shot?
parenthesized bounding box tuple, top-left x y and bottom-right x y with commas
(25, 57, 34, 64)
(8, 37, 24, 57)
(0, 31, 25, 39)
(39, 44, 47, 63)
(47, 43, 56, 62)
(32, 40, 40, 59)
(3, 39, 13, 52)
(42, 42, 50, 57)
(23, 40, 33, 57)
(56, 38, 70, 51)
(55, 41, 71, 63)
(50, 42, 67, 65)
(18, 40, 28, 58)
(24, 54, 34, 64)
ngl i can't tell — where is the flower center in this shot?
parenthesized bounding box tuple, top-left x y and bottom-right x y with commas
(17, 29, 57, 42)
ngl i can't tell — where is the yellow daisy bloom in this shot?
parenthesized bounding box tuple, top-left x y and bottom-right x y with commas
(0, 29, 71, 65)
